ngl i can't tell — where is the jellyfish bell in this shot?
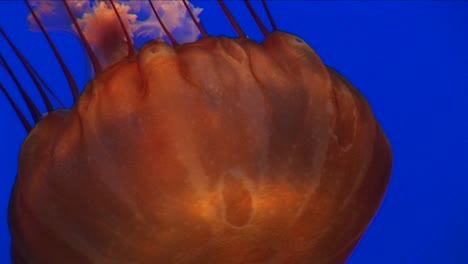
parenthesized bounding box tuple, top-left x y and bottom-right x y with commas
(3, 1, 392, 263)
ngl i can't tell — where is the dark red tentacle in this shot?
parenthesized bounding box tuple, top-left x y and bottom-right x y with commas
(0, 27, 54, 113)
(61, 0, 102, 74)
(262, 0, 277, 31)
(0, 53, 41, 124)
(0, 82, 32, 132)
(108, 0, 136, 57)
(148, 0, 179, 47)
(24, 0, 81, 102)
(243, 0, 269, 37)
(183, 0, 207, 38)
(217, 0, 247, 38)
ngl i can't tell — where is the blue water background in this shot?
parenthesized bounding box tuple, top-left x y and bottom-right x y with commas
(0, 1, 467, 263)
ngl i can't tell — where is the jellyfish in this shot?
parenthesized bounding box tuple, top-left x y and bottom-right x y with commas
(1, 0, 392, 263)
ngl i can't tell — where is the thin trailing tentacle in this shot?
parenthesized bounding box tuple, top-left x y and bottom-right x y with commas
(0, 27, 53, 113)
(24, 0, 80, 102)
(183, 0, 207, 38)
(61, 0, 102, 75)
(148, 0, 179, 47)
(27, 61, 65, 109)
(0, 33, 66, 108)
(243, 0, 269, 37)
(0, 53, 41, 124)
(261, 0, 277, 31)
(0, 82, 32, 132)
(217, 0, 247, 38)
(108, 0, 136, 57)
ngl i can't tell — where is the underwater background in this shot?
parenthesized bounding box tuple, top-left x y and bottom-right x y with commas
(0, 1, 467, 263)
